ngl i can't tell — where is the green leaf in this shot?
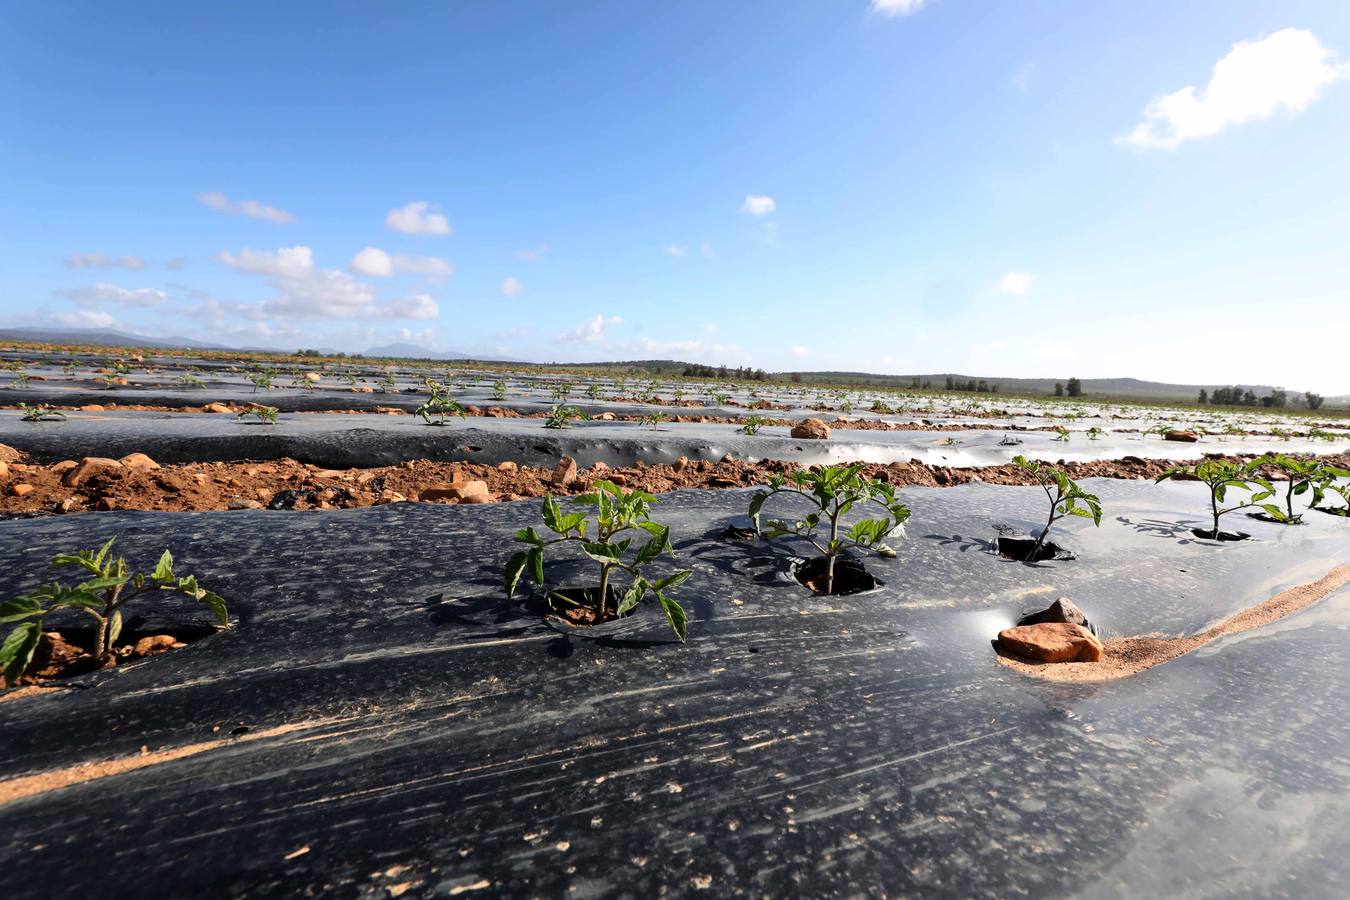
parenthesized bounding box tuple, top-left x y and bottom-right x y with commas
(504, 552, 528, 597)
(1, 622, 41, 687)
(651, 570, 692, 592)
(152, 549, 174, 582)
(197, 590, 229, 626)
(0, 596, 45, 624)
(541, 495, 563, 533)
(528, 547, 545, 585)
(616, 579, 646, 616)
(581, 542, 623, 564)
(658, 594, 687, 642)
(77, 574, 130, 593)
(515, 526, 544, 546)
(107, 610, 123, 648)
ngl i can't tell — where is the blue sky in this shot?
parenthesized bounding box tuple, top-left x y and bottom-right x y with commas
(3, 1, 1349, 392)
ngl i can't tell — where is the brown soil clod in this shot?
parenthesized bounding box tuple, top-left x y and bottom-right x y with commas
(997, 564, 1350, 683)
(3, 451, 1345, 518)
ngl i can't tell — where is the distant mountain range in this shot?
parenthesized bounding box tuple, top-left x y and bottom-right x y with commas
(0, 326, 238, 351)
(1, 328, 1342, 404)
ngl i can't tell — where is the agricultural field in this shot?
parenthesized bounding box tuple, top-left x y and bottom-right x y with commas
(3, 344, 1350, 895)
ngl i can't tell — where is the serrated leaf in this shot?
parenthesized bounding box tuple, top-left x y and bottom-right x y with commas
(617, 580, 645, 616)
(658, 594, 687, 642)
(152, 549, 174, 582)
(1, 622, 41, 687)
(198, 590, 229, 626)
(0, 596, 44, 624)
(528, 547, 545, 586)
(504, 552, 528, 597)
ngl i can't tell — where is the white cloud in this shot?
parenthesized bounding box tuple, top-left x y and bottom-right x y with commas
(398, 327, 436, 345)
(217, 246, 316, 279)
(703, 321, 718, 335)
(789, 345, 809, 358)
(350, 247, 453, 279)
(58, 283, 168, 307)
(515, 243, 550, 261)
(350, 247, 393, 277)
(999, 271, 1033, 295)
(556, 314, 622, 343)
(700, 242, 716, 258)
(870, 0, 926, 18)
(381, 293, 440, 320)
(663, 243, 688, 258)
(216, 245, 437, 321)
(501, 276, 522, 297)
(393, 255, 453, 278)
(64, 253, 145, 270)
(741, 194, 776, 217)
(1122, 28, 1350, 150)
(198, 191, 295, 224)
(50, 309, 120, 329)
(385, 201, 452, 236)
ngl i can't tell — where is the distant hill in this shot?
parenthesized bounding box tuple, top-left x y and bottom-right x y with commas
(0, 330, 1337, 406)
(0, 326, 233, 351)
(795, 372, 1298, 402)
(363, 342, 513, 362)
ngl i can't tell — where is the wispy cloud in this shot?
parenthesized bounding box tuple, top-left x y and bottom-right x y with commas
(663, 243, 688, 258)
(514, 243, 550, 261)
(555, 314, 622, 343)
(501, 276, 522, 297)
(64, 253, 145, 270)
(57, 283, 167, 307)
(198, 191, 295, 224)
(999, 271, 1033, 295)
(869, 0, 927, 18)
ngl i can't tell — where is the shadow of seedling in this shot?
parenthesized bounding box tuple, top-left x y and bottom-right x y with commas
(424, 592, 541, 639)
(683, 520, 784, 585)
(923, 532, 993, 554)
(1115, 515, 1213, 545)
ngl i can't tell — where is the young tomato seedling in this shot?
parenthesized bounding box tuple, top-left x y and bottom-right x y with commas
(1156, 459, 1274, 539)
(750, 464, 912, 595)
(504, 483, 692, 640)
(18, 403, 67, 422)
(417, 396, 466, 426)
(1250, 454, 1349, 524)
(544, 404, 588, 429)
(238, 406, 279, 425)
(1009, 455, 1103, 560)
(0, 538, 228, 685)
(736, 416, 773, 435)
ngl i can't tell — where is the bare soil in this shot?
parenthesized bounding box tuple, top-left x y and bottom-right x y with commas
(5, 626, 217, 689)
(0, 717, 345, 805)
(997, 564, 1350, 683)
(4, 451, 1347, 517)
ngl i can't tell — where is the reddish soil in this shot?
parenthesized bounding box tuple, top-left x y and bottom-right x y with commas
(998, 565, 1350, 682)
(5, 447, 1346, 517)
(519, 587, 625, 627)
(5, 628, 210, 690)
